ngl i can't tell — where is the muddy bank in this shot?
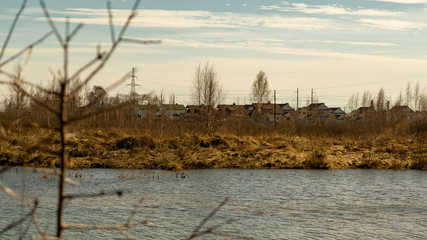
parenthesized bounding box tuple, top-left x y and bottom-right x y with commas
(1, 128, 426, 170)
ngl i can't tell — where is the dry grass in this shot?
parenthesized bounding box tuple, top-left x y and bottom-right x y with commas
(1, 120, 426, 170)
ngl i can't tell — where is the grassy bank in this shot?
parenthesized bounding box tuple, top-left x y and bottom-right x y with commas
(1, 122, 426, 170)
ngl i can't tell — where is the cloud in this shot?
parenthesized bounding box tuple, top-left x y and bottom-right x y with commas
(260, 3, 402, 16)
(159, 38, 414, 62)
(357, 18, 427, 30)
(33, 8, 336, 31)
(371, 0, 427, 3)
(290, 40, 397, 46)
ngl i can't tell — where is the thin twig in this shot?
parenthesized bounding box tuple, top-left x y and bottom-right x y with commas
(0, 211, 32, 235)
(17, 46, 33, 85)
(187, 196, 230, 240)
(68, 0, 142, 99)
(0, 0, 27, 62)
(125, 198, 144, 225)
(11, 79, 60, 97)
(12, 81, 60, 115)
(64, 190, 124, 199)
(0, 182, 24, 202)
(68, 54, 105, 85)
(107, 1, 116, 43)
(40, 1, 64, 47)
(66, 23, 84, 43)
(105, 71, 132, 92)
(0, 31, 53, 68)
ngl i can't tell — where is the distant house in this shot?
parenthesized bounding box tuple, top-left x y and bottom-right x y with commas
(138, 104, 186, 120)
(217, 104, 250, 120)
(300, 103, 332, 123)
(279, 103, 296, 121)
(388, 105, 414, 120)
(330, 107, 346, 121)
(185, 105, 205, 121)
(250, 103, 284, 123)
(350, 106, 376, 120)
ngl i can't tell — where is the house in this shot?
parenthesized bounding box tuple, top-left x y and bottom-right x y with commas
(217, 104, 249, 120)
(388, 105, 414, 121)
(250, 103, 284, 123)
(350, 106, 376, 120)
(330, 107, 346, 121)
(279, 103, 296, 121)
(138, 104, 186, 120)
(299, 103, 332, 123)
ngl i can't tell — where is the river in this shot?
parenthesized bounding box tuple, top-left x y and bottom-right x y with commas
(1, 168, 426, 239)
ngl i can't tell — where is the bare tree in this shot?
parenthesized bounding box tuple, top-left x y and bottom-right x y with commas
(361, 91, 373, 107)
(347, 93, 359, 112)
(375, 87, 386, 111)
(191, 61, 224, 134)
(405, 82, 412, 107)
(7, 64, 28, 125)
(395, 91, 403, 107)
(250, 70, 271, 104)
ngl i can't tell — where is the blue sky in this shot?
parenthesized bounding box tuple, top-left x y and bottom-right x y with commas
(1, 0, 427, 109)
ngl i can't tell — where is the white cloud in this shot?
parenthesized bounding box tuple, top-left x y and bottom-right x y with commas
(290, 39, 397, 46)
(160, 38, 417, 62)
(33, 9, 336, 31)
(357, 18, 427, 30)
(372, 0, 427, 3)
(260, 3, 402, 16)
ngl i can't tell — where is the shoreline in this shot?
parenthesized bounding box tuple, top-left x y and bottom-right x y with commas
(1, 128, 426, 171)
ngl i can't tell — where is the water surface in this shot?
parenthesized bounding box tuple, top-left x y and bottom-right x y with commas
(1, 168, 426, 239)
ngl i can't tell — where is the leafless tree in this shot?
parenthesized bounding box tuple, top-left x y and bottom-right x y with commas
(250, 70, 271, 104)
(249, 71, 271, 123)
(361, 91, 373, 107)
(347, 93, 359, 112)
(6, 64, 28, 125)
(191, 61, 224, 134)
(375, 87, 386, 111)
(0, 0, 161, 238)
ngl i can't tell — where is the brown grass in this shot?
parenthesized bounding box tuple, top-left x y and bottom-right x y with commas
(1, 120, 426, 170)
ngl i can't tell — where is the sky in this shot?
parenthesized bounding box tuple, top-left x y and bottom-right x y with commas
(1, 0, 427, 110)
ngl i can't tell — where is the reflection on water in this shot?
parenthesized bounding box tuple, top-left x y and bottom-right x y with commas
(1, 168, 426, 239)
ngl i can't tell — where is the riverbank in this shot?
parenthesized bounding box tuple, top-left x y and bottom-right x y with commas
(1, 127, 426, 170)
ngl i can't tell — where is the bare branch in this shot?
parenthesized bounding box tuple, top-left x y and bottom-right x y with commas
(13, 79, 60, 97)
(187, 196, 230, 240)
(68, 0, 141, 98)
(0, 211, 32, 235)
(0, 31, 53, 68)
(40, 1, 64, 46)
(0, 181, 24, 202)
(67, 23, 84, 43)
(125, 198, 144, 225)
(105, 71, 132, 92)
(12, 81, 60, 115)
(17, 46, 33, 85)
(107, 1, 116, 43)
(64, 190, 124, 199)
(0, 0, 27, 62)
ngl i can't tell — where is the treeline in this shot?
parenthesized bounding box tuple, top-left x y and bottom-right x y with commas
(347, 82, 427, 112)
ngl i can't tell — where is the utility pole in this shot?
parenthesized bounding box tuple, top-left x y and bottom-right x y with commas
(311, 88, 314, 105)
(274, 90, 277, 126)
